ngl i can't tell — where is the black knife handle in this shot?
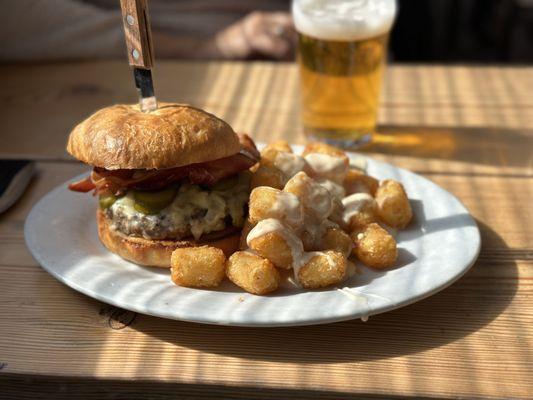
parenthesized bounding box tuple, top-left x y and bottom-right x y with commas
(0, 160, 35, 214)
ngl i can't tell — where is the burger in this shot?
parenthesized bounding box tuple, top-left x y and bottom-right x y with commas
(66, 103, 260, 267)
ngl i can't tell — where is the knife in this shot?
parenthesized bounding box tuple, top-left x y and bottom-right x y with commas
(120, 0, 157, 112)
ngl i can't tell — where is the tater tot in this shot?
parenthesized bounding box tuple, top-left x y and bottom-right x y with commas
(171, 246, 226, 288)
(259, 147, 280, 167)
(302, 143, 349, 182)
(248, 186, 303, 228)
(226, 251, 280, 295)
(316, 178, 346, 200)
(250, 164, 285, 189)
(320, 228, 354, 258)
(247, 218, 303, 269)
(239, 218, 255, 250)
(375, 180, 413, 229)
(299, 220, 330, 251)
(284, 172, 333, 220)
(274, 152, 308, 180)
(262, 140, 292, 153)
(351, 223, 397, 269)
(342, 193, 378, 231)
(297, 250, 346, 289)
(303, 153, 349, 183)
(300, 228, 316, 252)
(329, 197, 348, 229)
(302, 142, 348, 159)
(343, 169, 379, 196)
(261, 147, 308, 181)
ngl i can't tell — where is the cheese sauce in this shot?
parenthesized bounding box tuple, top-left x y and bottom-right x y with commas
(270, 190, 304, 228)
(288, 172, 333, 218)
(274, 152, 308, 181)
(316, 178, 346, 200)
(342, 193, 374, 224)
(304, 152, 348, 183)
(348, 155, 368, 172)
(247, 218, 304, 263)
(301, 217, 338, 250)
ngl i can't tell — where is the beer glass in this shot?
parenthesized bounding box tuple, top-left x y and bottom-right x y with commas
(293, 0, 397, 148)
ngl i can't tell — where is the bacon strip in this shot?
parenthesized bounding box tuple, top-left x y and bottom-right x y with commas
(69, 134, 260, 195)
(68, 177, 96, 192)
(186, 152, 257, 185)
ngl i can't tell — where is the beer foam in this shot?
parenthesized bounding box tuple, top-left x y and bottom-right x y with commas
(293, 0, 397, 41)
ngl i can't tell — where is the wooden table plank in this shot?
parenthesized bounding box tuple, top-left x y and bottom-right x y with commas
(1, 62, 532, 171)
(1, 62, 532, 399)
(0, 261, 530, 399)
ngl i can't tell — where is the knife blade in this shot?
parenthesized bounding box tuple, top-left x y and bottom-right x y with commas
(134, 67, 157, 112)
(120, 0, 157, 112)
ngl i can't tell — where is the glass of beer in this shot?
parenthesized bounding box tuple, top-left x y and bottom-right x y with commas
(293, 0, 397, 148)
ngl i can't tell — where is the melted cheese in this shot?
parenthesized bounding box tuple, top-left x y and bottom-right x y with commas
(270, 191, 303, 228)
(247, 218, 304, 263)
(304, 152, 348, 183)
(289, 172, 334, 218)
(274, 152, 308, 181)
(316, 178, 346, 200)
(110, 178, 249, 240)
(342, 193, 374, 225)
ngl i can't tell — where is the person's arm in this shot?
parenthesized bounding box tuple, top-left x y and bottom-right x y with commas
(0, 1, 295, 62)
(205, 12, 296, 60)
(149, 12, 296, 60)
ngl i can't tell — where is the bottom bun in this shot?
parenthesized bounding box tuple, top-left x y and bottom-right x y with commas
(97, 209, 240, 268)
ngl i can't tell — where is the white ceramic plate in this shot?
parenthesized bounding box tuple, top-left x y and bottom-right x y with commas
(25, 150, 480, 327)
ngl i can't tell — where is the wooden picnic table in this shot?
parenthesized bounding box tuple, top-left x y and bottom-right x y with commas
(0, 61, 531, 399)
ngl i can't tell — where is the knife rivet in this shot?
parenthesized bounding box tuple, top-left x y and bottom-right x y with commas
(126, 15, 135, 25)
(132, 49, 140, 60)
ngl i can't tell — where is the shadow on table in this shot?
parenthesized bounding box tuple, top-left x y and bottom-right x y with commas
(362, 125, 533, 170)
(133, 219, 518, 363)
(0, 374, 423, 400)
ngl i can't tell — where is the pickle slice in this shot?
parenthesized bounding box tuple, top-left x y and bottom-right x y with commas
(133, 202, 157, 215)
(99, 194, 117, 210)
(133, 188, 177, 214)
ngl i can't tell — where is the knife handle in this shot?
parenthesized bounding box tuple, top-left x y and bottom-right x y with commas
(120, 0, 154, 69)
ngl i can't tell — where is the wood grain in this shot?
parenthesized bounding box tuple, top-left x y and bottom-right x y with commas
(120, 0, 154, 68)
(0, 62, 532, 399)
(0, 62, 531, 175)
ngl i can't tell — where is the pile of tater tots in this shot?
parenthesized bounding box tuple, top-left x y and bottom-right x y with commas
(171, 141, 413, 295)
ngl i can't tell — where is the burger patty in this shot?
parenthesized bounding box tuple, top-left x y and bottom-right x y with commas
(105, 179, 249, 240)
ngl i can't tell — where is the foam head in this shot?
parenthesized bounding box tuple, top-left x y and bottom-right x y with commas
(293, 0, 397, 41)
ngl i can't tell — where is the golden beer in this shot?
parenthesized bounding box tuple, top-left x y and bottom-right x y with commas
(293, 0, 396, 148)
(297, 32, 388, 146)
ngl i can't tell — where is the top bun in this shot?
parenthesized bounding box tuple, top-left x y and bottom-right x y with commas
(66, 103, 241, 170)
